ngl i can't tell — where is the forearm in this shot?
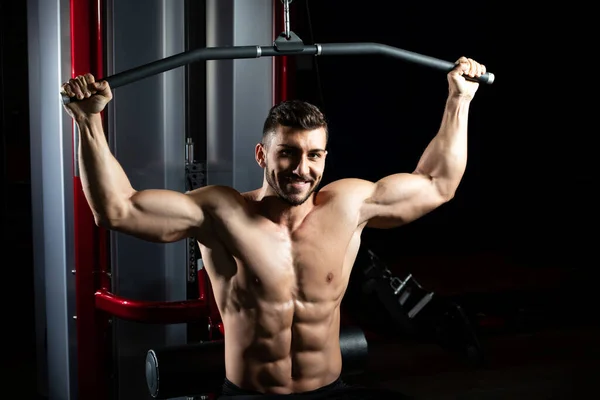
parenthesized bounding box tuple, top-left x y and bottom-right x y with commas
(414, 95, 471, 199)
(76, 113, 135, 224)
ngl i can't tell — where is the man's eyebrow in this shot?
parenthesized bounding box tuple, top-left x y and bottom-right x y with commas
(277, 144, 326, 152)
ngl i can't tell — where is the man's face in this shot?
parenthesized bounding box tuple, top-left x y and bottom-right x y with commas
(258, 126, 327, 206)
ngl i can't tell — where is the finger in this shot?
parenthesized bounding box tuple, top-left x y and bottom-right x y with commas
(472, 59, 485, 78)
(475, 61, 486, 77)
(93, 80, 112, 100)
(76, 75, 93, 98)
(92, 80, 108, 93)
(95, 80, 108, 90)
(84, 73, 98, 94)
(76, 75, 87, 94)
(455, 56, 469, 75)
(76, 75, 87, 87)
(470, 59, 482, 77)
(61, 82, 75, 98)
(69, 77, 85, 99)
(455, 56, 468, 65)
(466, 58, 477, 78)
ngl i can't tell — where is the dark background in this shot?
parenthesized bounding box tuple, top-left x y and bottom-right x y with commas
(1, 0, 595, 398)
(289, 2, 590, 267)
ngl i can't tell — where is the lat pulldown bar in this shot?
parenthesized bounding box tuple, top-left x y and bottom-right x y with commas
(61, 41, 495, 105)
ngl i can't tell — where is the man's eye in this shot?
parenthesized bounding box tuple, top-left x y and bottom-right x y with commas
(309, 153, 321, 159)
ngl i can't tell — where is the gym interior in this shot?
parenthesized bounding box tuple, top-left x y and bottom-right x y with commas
(2, 1, 597, 399)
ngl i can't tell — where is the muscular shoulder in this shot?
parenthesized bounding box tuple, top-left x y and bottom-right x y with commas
(314, 179, 375, 229)
(316, 178, 375, 207)
(319, 178, 374, 198)
(187, 184, 246, 211)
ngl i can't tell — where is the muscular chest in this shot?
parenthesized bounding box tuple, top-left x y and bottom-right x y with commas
(221, 207, 358, 301)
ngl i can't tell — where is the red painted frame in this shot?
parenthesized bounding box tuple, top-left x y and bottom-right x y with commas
(70, 1, 110, 399)
(273, 0, 293, 103)
(95, 289, 207, 323)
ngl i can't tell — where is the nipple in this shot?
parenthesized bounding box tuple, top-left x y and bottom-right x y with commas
(326, 272, 334, 283)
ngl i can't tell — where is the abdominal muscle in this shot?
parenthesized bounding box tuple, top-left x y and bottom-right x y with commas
(223, 296, 343, 394)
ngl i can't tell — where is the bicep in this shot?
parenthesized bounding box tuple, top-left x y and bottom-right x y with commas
(361, 173, 447, 229)
(107, 187, 209, 243)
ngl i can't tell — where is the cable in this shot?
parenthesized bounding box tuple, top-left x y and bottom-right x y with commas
(304, 0, 326, 110)
(0, 4, 7, 222)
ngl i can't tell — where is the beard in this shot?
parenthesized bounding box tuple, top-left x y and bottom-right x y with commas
(265, 165, 320, 206)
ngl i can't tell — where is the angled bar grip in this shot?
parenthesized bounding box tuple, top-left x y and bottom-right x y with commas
(62, 42, 494, 105)
(318, 43, 495, 84)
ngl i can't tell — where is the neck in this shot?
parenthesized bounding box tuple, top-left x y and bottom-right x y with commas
(256, 182, 314, 229)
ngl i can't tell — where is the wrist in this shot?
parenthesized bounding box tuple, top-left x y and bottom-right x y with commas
(446, 94, 472, 108)
(74, 111, 101, 125)
(448, 91, 473, 101)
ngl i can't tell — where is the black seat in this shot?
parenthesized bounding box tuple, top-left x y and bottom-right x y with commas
(146, 324, 368, 399)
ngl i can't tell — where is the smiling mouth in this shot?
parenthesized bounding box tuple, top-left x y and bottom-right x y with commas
(289, 181, 308, 188)
(284, 178, 311, 189)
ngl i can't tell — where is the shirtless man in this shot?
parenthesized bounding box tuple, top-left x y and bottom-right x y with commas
(61, 56, 486, 398)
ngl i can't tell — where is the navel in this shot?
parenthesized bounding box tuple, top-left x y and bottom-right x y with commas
(326, 272, 334, 283)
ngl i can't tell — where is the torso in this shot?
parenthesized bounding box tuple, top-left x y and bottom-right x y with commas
(197, 184, 366, 394)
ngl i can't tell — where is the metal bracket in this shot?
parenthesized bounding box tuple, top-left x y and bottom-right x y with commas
(274, 30, 304, 52)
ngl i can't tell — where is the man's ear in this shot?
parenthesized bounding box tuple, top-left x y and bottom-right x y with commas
(255, 143, 266, 168)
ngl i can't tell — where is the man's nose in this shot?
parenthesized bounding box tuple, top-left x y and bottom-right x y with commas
(292, 157, 309, 177)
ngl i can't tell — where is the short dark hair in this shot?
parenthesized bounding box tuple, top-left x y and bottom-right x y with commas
(262, 100, 328, 146)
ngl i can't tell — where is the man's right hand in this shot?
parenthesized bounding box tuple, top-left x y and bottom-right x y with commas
(61, 73, 112, 120)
